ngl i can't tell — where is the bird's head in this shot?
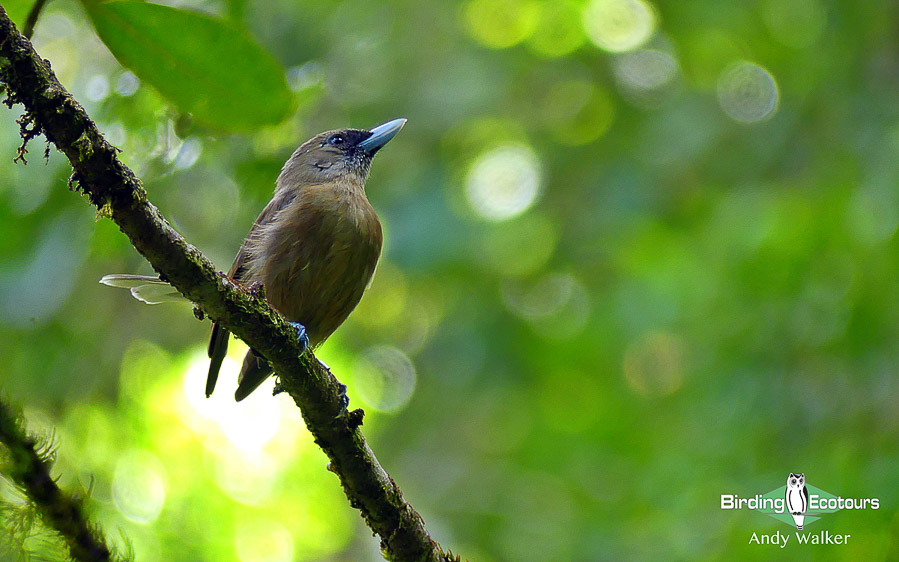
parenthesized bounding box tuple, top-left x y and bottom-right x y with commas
(279, 118, 406, 188)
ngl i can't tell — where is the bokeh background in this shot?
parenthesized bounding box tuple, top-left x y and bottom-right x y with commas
(1, 0, 898, 560)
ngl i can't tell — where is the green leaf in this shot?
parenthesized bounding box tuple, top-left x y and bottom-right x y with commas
(83, 0, 294, 131)
(3, 0, 34, 29)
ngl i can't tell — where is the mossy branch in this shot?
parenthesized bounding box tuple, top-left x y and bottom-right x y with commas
(0, 398, 115, 561)
(0, 6, 455, 561)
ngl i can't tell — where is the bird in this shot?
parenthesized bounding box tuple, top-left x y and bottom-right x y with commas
(101, 118, 406, 401)
(785, 472, 809, 530)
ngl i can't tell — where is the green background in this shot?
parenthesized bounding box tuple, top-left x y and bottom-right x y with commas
(1, 0, 897, 560)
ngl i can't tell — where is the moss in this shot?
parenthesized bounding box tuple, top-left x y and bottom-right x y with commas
(71, 130, 93, 162)
(0, 400, 115, 561)
(95, 202, 113, 219)
(13, 110, 40, 163)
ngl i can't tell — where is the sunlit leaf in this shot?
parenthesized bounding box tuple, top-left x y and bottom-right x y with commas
(3, 0, 33, 29)
(82, 0, 294, 130)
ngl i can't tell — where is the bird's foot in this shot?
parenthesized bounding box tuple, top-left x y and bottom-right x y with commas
(272, 380, 285, 396)
(289, 321, 310, 352)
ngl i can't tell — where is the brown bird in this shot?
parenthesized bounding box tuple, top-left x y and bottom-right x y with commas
(102, 118, 406, 401)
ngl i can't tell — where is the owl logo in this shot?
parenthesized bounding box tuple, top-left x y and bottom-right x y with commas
(785, 472, 809, 530)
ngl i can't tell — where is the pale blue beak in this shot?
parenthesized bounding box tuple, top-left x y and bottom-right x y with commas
(358, 118, 407, 154)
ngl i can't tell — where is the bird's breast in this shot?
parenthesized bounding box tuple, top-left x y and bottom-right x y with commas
(258, 186, 382, 345)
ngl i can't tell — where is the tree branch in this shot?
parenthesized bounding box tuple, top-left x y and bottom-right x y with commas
(0, 7, 455, 561)
(0, 398, 114, 561)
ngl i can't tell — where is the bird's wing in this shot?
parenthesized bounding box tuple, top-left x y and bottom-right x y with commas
(206, 322, 230, 397)
(206, 192, 290, 398)
(100, 274, 187, 304)
(227, 192, 294, 281)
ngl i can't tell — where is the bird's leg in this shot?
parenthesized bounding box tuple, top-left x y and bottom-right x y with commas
(245, 321, 307, 385)
(288, 321, 310, 352)
(267, 321, 309, 398)
(283, 321, 347, 414)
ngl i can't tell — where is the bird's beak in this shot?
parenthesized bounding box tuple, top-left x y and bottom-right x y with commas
(358, 118, 407, 154)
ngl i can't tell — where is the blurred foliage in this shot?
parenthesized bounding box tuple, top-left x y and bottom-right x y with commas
(1, 0, 898, 560)
(84, 0, 294, 130)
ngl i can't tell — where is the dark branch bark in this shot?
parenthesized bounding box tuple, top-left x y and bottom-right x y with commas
(0, 398, 114, 561)
(0, 7, 454, 561)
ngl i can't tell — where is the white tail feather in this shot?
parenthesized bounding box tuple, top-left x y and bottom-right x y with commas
(100, 274, 187, 304)
(100, 274, 163, 288)
(130, 284, 185, 304)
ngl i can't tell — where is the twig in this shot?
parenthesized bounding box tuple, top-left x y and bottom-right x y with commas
(0, 398, 113, 561)
(23, 0, 50, 39)
(0, 6, 455, 561)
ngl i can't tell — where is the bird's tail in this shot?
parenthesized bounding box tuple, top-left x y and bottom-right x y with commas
(104, 274, 272, 401)
(234, 349, 273, 402)
(206, 322, 230, 397)
(99, 274, 187, 304)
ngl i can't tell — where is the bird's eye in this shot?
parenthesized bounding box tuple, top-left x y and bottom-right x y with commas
(328, 135, 344, 146)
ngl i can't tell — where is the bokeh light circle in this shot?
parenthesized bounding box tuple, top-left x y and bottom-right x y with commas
(182, 354, 284, 456)
(543, 81, 616, 145)
(613, 49, 678, 91)
(85, 75, 110, 102)
(466, 144, 542, 221)
(528, 0, 587, 57)
(502, 273, 591, 339)
(582, 0, 657, 53)
(355, 346, 417, 412)
(462, 0, 540, 49)
(716, 61, 780, 123)
(112, 450, 167, 524)
(115, 71, 140, 96)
